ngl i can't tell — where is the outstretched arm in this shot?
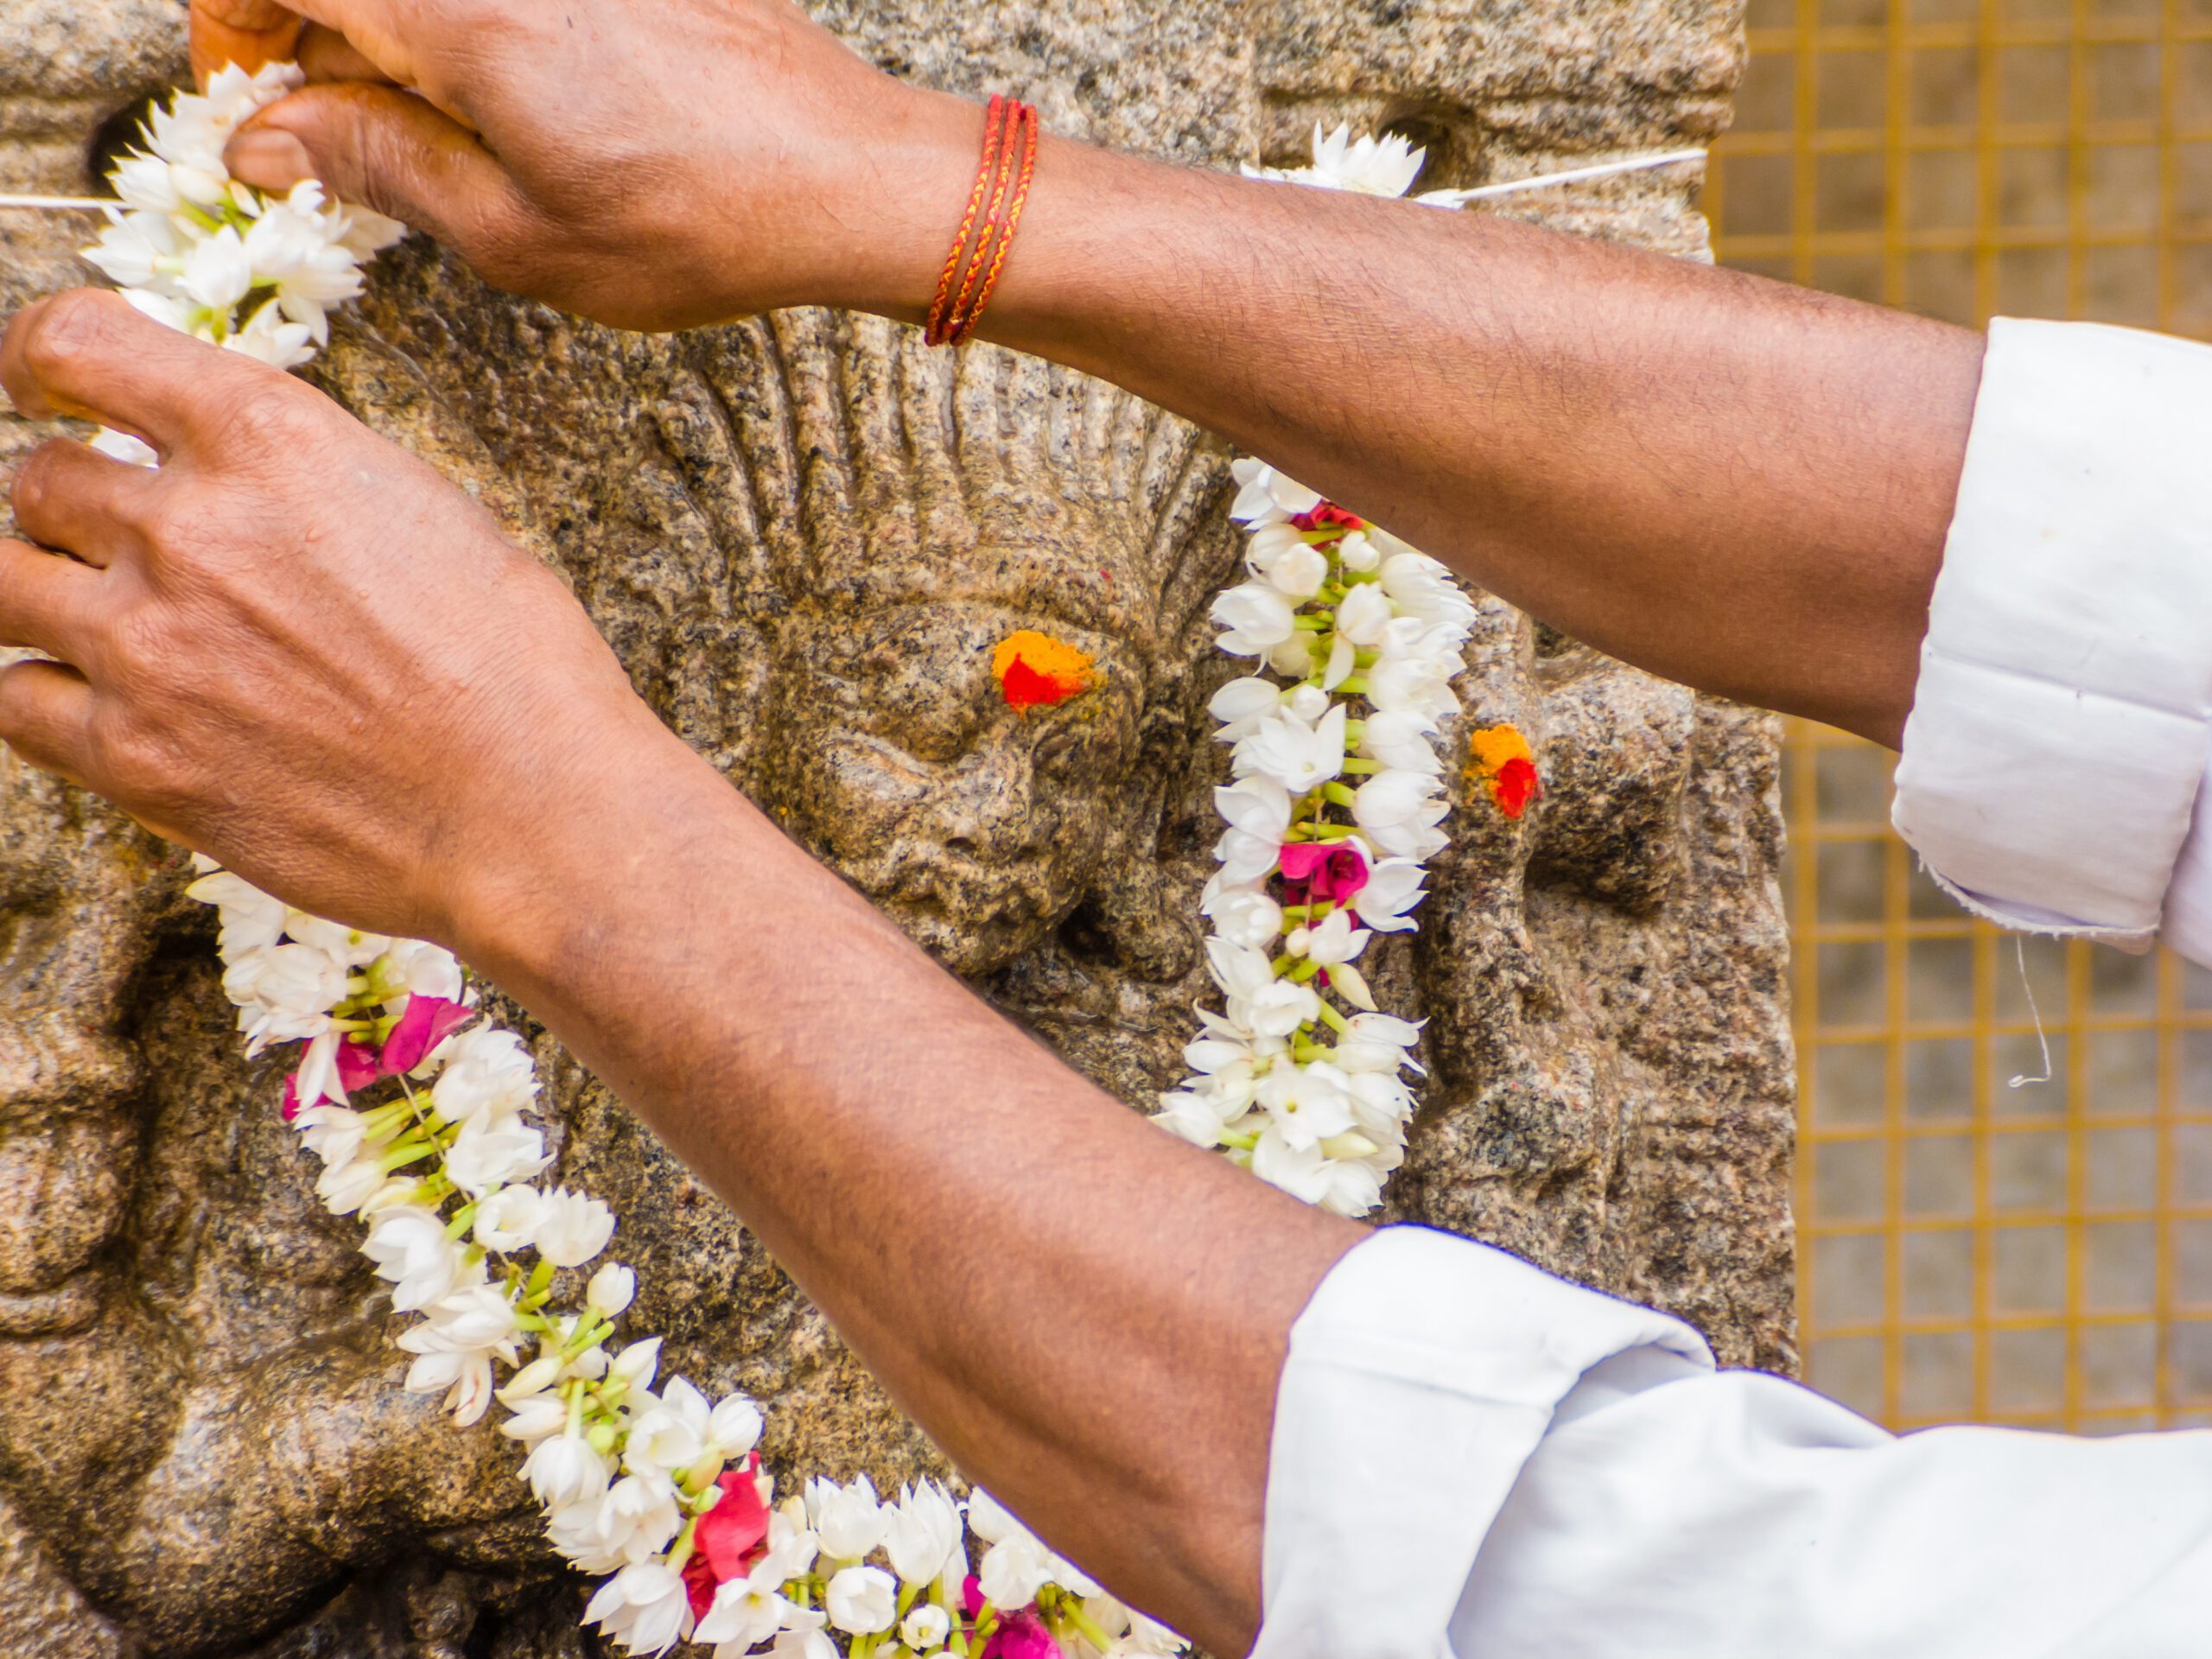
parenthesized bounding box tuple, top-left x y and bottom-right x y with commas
(198, 0, 1982, 746)
(0, 292, 1356, 1656)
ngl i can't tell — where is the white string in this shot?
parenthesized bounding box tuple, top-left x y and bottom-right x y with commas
(1417, 147, 1709, 207)
(0, 146, 1712, 219)
(2006, 934, 2053, 1089)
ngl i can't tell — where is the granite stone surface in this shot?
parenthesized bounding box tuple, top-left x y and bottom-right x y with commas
(0, 0, 1781, 1652)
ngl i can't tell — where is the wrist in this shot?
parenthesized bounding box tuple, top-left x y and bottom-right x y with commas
(429, 707, 763, 987)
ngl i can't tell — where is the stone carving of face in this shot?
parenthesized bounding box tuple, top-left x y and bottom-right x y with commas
(0, 0, 1783, 1651)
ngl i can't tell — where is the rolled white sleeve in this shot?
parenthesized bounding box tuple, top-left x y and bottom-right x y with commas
(1893, 317, 2212, 955)
(1257, 1225, 2212, 1658)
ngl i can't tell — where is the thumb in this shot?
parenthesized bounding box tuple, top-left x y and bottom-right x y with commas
(226, 85, 540, 274)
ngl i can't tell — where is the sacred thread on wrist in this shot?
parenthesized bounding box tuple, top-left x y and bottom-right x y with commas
(925, 94, 1038, 346)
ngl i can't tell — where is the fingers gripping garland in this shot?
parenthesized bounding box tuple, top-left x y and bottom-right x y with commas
(69, 79, 1543, 1656)
(1146, 127, 1533, 1218)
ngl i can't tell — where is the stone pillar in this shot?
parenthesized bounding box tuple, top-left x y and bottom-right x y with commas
(0, 1, 1782, 1652)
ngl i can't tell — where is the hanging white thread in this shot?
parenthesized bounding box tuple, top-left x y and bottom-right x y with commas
(2006, 934, 2053, 1089)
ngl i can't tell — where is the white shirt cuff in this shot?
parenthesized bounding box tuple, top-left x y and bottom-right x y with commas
(1893, 317, 2212, 950)
(1252, 1227, 1713, 1659)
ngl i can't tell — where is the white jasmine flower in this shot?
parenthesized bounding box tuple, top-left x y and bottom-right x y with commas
(376, 938, 467, 1003)
(1378, 549, 1477, 626)
(1348, 856, 1428, 931)
(180, 225, 252, 312)
(1352, 770, 1450, 861)
(1234, 704, 1347, 793)
(824, 1565, 897, 1636)
(562, 1476, 683, 1573)
(1251, 1128, 1385, 1217)
(1263, 632, 1317, 677)
(901, 1604, 953, 1652)
(968, 1491, 1098, 1602)
(1152, 1090, 1228, 1147)
(1359, 708, 1444, 775)
(708, 1393, 765, 1461)
(1254, 535, 1327, 599)
(696, 1573, 791, 1653)
(311, 1154, 382, 1216)
(582, 1558, 691, 1656)
(1202, 885, 1281, 950)
(499, 1393, 568, 1446)
(530, 1186, 616, 1267)
(403, 1347, 496, 1426)
(1300, 907, 1370, 968)
(1243, 978, 1321, 1040)
(85, 207, 178, 289)
(608, 1337, 663, 1391)
(432, 1027, 539, 1122)
(474, 1184, 545, 1252)
(624, 1377, 711, 1478)
(226, 301, 316, 370)
(1227, 458, 1322, 525)
(223, 941, 345, 1033)
(883, 1479, 963, 1585)
(109, 156, 183, 215)
(765, 1606, 836, 1659)
(1212, 776, 1292, 842)
(1338, 529, 1381, 573)
(187, 871, 289, 956)
(281, 910, 391, 968)
(1332, 582, 1395, 646)
(292, 1103, 366, 1167)
(524, 1429, 611, 1510)
(1210, 581, 1297, 655)
(588, 1262, 638, 1318)
(806, 1474, 887, 1561)
(1255, 1060, 1356, 1150)
(1208, 675, 1288, 741)
(1243, 122, 1427, 198)
(363, 1205, 467, 1312)
(415, 1281, 524, 1352)
(444, 1114, 552, 1198)
(290, 1028, 349, 1114)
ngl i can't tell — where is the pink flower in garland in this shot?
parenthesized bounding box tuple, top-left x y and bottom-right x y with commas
(964, 1578, 1065, 1659)
(1277, 840, 1370, 903)
(281, 995, 473, 1120)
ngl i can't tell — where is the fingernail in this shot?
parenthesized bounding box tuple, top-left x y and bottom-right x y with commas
(226, 126, 315, 194)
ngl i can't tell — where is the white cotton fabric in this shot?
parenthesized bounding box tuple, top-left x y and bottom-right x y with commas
(1892, 317, 2212, 955)
(1255, 1226, 2212, 1659)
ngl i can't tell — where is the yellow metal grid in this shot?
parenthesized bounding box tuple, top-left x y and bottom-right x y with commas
(1707, 3, 2212, 1430)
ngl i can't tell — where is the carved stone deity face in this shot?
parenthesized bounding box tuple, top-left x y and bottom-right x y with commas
(0, 0, 1778, 1653)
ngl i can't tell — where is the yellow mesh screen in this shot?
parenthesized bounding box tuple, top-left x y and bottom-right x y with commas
(1707, 2, 2212, 1431)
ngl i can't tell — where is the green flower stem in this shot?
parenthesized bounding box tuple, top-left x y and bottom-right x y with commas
(1340, 758, 1381, 774)
(1321, 781, 1357, 808)
(1317, 1001, 1353, 1036)
(1064, 1604, 1118, 1653)
(377, 1137, 435, 1174)
(1306, 821, 1361, 841)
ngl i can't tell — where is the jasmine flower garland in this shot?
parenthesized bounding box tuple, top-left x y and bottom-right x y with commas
(1153, 127, 1484, 1217)
(89, 80, 1510, 1659)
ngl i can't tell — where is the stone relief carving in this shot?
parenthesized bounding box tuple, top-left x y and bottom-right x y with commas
(0, 0, 1780, 1652)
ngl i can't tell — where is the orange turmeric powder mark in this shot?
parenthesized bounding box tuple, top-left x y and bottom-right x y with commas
(991, 630, 1102, 711)
(1467, 724, 1541, 818)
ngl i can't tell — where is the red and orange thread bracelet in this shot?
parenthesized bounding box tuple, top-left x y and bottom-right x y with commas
(924, 95, 1039, 346)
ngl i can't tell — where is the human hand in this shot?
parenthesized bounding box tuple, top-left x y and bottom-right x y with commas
(188, 0, 977, 330)
(0, 289, 689, 942)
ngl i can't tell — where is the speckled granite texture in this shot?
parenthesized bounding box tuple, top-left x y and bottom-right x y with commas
(0, 0, 1781, 1652)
